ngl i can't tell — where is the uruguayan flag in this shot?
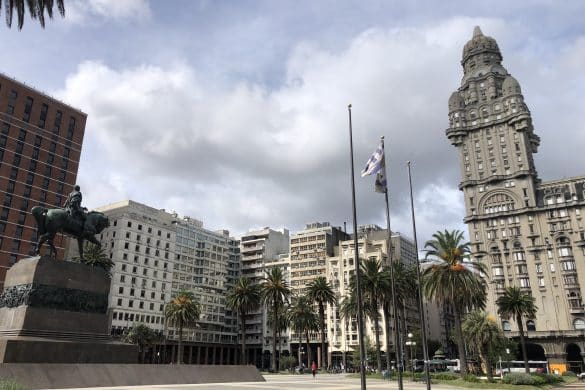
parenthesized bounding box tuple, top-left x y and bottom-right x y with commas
(361, 142, 384, 177)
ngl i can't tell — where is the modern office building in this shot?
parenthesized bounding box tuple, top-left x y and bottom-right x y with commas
(95, 200, 241, 364)
(239, 227, 289, 367)
(447, 27, 585, 372)
(0, 73, 86, 287)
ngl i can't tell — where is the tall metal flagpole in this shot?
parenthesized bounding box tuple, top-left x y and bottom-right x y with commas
(347, 104, 367, 390)
(381, 137, 403, 390)
(407, 161, 431, 390)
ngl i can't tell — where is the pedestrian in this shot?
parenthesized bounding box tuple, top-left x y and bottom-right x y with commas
(311, 361, 317, 379)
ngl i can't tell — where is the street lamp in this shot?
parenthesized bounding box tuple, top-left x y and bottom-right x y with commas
(406, 333, 417, 382)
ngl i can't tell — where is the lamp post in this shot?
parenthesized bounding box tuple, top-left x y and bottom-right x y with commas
(406, 333, 416, 382)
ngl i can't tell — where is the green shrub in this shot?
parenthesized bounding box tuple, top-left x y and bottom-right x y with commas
(562, 371, 577, 377)
(502, 372, 548, 385)
(0, 379, 26, 390)
(533, 373, 563, 384)
(463, 374, 481, 382)
(432, 372, 459, 380)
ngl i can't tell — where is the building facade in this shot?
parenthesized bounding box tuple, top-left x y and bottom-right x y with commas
(0, 73, 86, 287)
(447, 27, 585, 372)
(95, 200, 241, 364)
(239, 227, 289, 367)
(325, 226, 420, 369)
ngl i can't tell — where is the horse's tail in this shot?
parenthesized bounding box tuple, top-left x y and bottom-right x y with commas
(31, 206, 47, 235)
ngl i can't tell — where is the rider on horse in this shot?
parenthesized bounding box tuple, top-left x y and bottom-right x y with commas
(63, 185, 85, 223)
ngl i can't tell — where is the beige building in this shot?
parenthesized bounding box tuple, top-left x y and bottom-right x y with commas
(447, 27, 585, 372)
(326, 225, 419, 368)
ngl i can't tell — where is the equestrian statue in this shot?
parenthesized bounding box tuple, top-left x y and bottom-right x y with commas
(31, 185, 109, 260)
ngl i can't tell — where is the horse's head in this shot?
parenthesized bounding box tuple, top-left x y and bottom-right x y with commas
(87, 211, 110, 234)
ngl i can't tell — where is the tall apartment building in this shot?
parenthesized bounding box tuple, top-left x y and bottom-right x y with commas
(95, 201, 175, 336)
(95, 200, 241, 364)
(0, 73, 86, 287)
(322, 226, 419, 368)
(289, 222, 349, 295)
(240, 227, 289, 367)
(447, 27, 585, 372)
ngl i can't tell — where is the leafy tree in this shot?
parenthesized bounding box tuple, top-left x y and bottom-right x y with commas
(74, 242, 114, 273)
(462, 311, 506, 381)
(1, 0, 64, 29)
(422, 229, 487, 375)
(496, 286, 537, 374)
(261, 267, 291, 372)
(306, 276, 337, 368)
(226, 277, 261, 365)
(122, 324, 158, 363)
(164, 290, 201, 364)
(288, 294, 319, 368)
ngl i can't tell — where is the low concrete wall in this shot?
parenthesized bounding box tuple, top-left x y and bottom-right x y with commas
(0, 363, 265, 389)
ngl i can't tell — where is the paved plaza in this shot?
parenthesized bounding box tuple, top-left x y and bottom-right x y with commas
(57, 374, 585, 390)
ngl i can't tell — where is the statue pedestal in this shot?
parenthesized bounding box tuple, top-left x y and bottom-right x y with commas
(0, 256, 137, 363)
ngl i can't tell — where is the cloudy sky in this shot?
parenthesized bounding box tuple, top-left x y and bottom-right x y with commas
(1, 0, 584, 246)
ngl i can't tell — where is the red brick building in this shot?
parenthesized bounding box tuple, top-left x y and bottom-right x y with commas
(0, 73, 86, 288)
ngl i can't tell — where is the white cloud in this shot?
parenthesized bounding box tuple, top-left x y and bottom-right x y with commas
(65, 0, 151, 24)
(54, 16, 585, 245)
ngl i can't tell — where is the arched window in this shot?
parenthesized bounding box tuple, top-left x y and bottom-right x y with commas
(574, 319, 585, 330)
(502, 321, 511, 331)
(483, 193, 516, 215)
(526, 320, 536, 331)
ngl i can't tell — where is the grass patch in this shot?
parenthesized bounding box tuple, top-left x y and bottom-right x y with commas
(0, 379, 27, 390)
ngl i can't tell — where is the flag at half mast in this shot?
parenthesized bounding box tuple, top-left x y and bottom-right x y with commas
(361, 140, 387, 193)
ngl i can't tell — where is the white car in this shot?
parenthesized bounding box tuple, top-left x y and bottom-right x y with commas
(578, 372, 585, 380)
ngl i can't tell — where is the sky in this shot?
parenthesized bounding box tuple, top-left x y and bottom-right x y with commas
(1, 0, 584, 248)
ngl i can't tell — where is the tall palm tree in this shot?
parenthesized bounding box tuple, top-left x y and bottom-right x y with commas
(288, 294, 319, 368)
(422, 229, 487, 375)
(261, 266, 291, 372)
(355, 258, 390, 373)
(267, 300, 289, 371)
(306, 276, 337, 368)
(226, 277, 262, 365)
(164, 290, 201, 364)
(1, 0, 65, 29)
(381, 261, 417, 371)
(462, 311, 505, 381)
(496, 286, 537, 374)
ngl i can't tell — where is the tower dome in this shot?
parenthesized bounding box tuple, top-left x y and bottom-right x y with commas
(462, 26, 502, 65)
(448, 91, 464, 112)
(502, 75, 522, 95)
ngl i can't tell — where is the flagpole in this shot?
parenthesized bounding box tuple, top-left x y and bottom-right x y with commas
(347, 104, 367, 390)
(381, 137, 404, 390)
(407, 161, 431, 390)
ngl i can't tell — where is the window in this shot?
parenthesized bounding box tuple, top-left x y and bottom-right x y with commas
(526, 320, 536, 331)
(519, 278, 530, 288)
(574, 319, 585, 330)
(38, 103, 48, 128)
(502, 321, 511, 331)
(537, 277, 545, 287)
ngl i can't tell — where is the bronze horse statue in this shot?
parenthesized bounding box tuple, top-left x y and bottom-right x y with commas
(31, 206, 109, 260)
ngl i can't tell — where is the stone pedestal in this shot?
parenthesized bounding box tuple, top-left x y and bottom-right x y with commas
(0, 256, 137, 363)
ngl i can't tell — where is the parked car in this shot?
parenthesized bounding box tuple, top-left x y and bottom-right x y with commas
(578, 372, 585, 380)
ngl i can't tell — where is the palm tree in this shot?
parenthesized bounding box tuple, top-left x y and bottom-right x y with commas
(288, 294, 319, 368)
(74, 242, 114, 273)
(261, 267, 291, 372)
(496, 286, 537, 374)
(381, 261, 417, 371)
(306, 276, 337, 368)
(356, 258, 390, 373)
(422, 230, 487, 375)
(122, 324, 158, 363)
(1, 0, 65, 29)
(462, 311, 505, 381)
(267, 300, 290, 371)
(164, 290, 201, 364)
(226, 277, 262, 365)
